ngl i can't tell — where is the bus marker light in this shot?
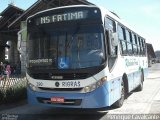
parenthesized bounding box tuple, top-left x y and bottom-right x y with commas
(29, 83, 37, 91)
(91, 84, 97, 91)
(97, 81, 102, 87)
(101, 76, 107, 82)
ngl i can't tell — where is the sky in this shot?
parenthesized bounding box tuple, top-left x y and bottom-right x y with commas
(88, 0, 160, 51)
(0, 0, 160, 51)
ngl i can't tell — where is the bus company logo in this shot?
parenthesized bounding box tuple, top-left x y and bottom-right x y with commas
(51, 75, 63, 79)
(55, 82, 60, 87)
(125, 59, 138, 67)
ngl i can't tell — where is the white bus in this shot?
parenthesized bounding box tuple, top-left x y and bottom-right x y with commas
(24, 5, 148, 108)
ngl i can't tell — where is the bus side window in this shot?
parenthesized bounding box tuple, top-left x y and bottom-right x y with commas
(126, 29, 133, 55)
(142, 39, 146, 56)
(138, 37, 142, 55)
(141, 38, 145, 56)
(118, 25, 127, 55)
(132, 33, 138, 55)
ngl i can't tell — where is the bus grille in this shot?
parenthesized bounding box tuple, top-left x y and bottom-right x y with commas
(38, 87, 83, 91)
(37, 97, 82, 106)
(31, 73, 89, 80)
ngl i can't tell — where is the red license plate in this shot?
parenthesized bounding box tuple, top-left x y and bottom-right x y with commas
(51, 96, 64, 103)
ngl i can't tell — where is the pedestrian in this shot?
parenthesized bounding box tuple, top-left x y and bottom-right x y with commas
(0, 62, 5, 80)
(5, 62, 11, 80)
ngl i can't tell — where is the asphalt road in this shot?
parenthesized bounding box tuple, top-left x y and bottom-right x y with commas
(1, 63, 160, 120)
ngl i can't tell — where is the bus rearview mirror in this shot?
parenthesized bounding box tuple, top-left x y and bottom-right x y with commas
(17, 31, 22, 52)
(111, 33, 118, 47)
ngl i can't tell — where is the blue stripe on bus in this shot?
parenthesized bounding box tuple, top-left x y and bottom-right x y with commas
(127, 68, 148, 92)
(144, 68, 148, 78)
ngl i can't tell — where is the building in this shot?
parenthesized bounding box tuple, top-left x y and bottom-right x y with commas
(146, 43, 156, 66)
(0, 4, 24, 64)
(155, 51, 160, 63)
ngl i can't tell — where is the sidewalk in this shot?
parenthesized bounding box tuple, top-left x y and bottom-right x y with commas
(147, 63, 160, 79)
(147, 63, 160, 113)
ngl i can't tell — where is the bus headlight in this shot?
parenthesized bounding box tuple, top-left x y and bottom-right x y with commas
(84, 86, 91, 93)
(83, 76, 107, 93)
(28, 83, 37, 91)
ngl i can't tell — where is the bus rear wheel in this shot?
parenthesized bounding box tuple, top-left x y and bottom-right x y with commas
(113, 80, 125, 108)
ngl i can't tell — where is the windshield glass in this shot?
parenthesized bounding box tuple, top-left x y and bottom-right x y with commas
(27, 24, 105, 69)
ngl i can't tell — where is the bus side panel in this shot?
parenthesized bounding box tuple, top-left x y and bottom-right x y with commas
(127, 71, 141, 92)
(143, 68, 148, 79)
(113, 77, 122, 104)
(127, 73, 134, 92)
(134, 71, 141, 88)
(103, 77, 122, 106)
(83, 78, 122, 107)
(82, 84, 109, 108)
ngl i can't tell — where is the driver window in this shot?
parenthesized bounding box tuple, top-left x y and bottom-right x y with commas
(105, 17, 117, 71)
(105, 17, 116, 32)
(105, 17, 117, 56)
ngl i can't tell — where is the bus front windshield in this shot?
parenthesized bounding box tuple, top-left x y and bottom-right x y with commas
(27, 24, 105, 69)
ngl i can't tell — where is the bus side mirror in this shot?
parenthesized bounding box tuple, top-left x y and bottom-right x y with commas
(17, 31, 22, 52)
(112, 33, 118, 47)
(17, 28, 27, 54)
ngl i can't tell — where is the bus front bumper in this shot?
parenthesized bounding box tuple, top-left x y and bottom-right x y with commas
(27, 85, 110, 109)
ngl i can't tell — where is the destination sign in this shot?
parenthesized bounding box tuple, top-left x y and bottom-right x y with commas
(35, 11, 88, 25)
(29, 59, 53, 66)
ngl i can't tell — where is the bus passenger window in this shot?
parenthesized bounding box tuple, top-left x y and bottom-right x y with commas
(118, 25, 127, 55)
(138, 37, 142, 55)
(132, 33, 138, 55)
(126, 29, 133, 55)
(142, 39, 146, 56)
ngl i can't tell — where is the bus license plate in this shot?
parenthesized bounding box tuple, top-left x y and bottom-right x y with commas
(51, 96, 64, 103)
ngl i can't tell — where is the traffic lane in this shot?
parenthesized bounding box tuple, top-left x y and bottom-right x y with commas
(18, 114, 106, 120)
(1, 107, 108, 120)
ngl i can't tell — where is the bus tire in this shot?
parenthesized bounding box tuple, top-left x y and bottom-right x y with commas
(113, 79, 125, 108)
(136, 71, 144, 91)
